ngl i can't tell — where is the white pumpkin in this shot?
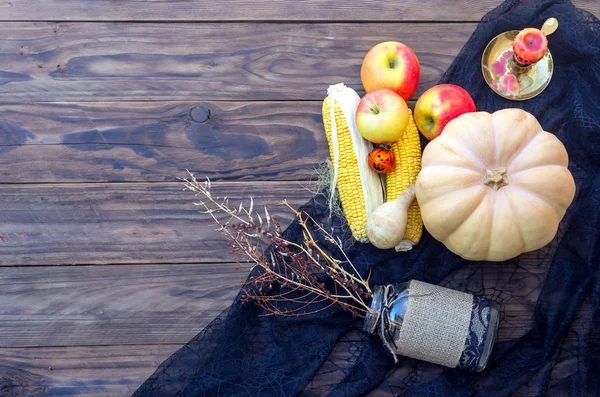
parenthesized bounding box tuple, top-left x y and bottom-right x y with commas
(415, 108, 575, 261)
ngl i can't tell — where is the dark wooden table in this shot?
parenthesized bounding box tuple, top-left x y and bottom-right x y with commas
(0, 1, 598, 395)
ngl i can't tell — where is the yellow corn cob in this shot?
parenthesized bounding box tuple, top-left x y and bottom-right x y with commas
(386, 109, 423, 250)
(322, 83, 384, 242)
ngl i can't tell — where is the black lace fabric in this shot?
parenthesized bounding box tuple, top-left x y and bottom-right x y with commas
(133, 1, 600, 395)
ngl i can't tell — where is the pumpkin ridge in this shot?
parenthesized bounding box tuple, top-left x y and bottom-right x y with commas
(509, 184, 561, 219)
(445, 192, 493, 257)
(417, 175, 483, 207)
(434, 188, 488, 239)
(442, 135, 486, 170)
(420, 164, 482, 175)
(486, 191, 500, 259)
(492, 116, 501, 167)
(509, 163, 568, 176)
(506, 130, 544, 169)
(499, 190, 526, 256)
(483, 192, 495, 258)
(503, 186, 559, 253)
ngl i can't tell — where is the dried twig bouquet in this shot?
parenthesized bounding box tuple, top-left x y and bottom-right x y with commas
(183, 172, 372, 318)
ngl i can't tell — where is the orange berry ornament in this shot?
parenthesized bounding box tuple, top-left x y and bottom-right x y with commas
(368, 146, 395, 174)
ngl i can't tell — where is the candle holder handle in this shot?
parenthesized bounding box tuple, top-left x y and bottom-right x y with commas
(542, 17, 559, 36)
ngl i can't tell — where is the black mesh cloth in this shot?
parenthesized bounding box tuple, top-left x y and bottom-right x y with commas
(133, 1, 600, 395)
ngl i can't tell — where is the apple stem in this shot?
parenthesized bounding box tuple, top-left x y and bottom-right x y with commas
(370, 104, 380, 115)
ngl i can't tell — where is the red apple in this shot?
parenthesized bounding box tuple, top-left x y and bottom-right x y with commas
(361, 41, 420, 101)
(414, 84, 476, 140)
(356, 89, 409, 144)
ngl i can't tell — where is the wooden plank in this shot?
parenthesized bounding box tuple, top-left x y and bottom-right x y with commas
(0, 258, 551, 347)
(0, 336, 586, 397)
(0, 101, 327, 183)
(0, 263, 247, 347)
(0, 260, 578, 394)
(0, 344, 177, 396)
(0, 22, 473, 102)
(0, 333, 586, 397)
(0, 181, 312, 266)
(0, 0, 597, 22)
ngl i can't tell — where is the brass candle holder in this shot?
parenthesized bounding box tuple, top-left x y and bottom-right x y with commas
(482, 18, 558, 100)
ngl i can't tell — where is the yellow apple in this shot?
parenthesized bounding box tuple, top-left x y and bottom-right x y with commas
(356, 89, 409, 144)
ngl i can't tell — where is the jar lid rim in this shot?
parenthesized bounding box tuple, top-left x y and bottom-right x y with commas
(362, 284, 384, 334)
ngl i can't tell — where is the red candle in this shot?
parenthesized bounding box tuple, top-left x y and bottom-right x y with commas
(512, 28, 548, 65)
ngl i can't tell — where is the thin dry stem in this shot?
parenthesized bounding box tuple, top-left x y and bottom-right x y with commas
(183, 172, 372, 319)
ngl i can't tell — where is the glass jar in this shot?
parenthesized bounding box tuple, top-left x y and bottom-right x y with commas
(363, 280, 499, 371)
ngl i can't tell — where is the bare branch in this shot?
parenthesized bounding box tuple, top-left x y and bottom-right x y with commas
(183, 172, 372, 319)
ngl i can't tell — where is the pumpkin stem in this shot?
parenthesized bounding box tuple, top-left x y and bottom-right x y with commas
(484, 168, 509, 191)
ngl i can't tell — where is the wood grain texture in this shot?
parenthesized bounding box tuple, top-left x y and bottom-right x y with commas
(0, 263, 247, 347)
(0, 0, 588, 393)
(0, 330, 586, 397)
(0, 181, 312, 266)
(0, 0, 597, 21)
(0, 258, 557, 347)
(0, 101, 327, 183)
(0, 345, 178, 396)
(0, 22, 473, 102)
(0, 258, 580, 393)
